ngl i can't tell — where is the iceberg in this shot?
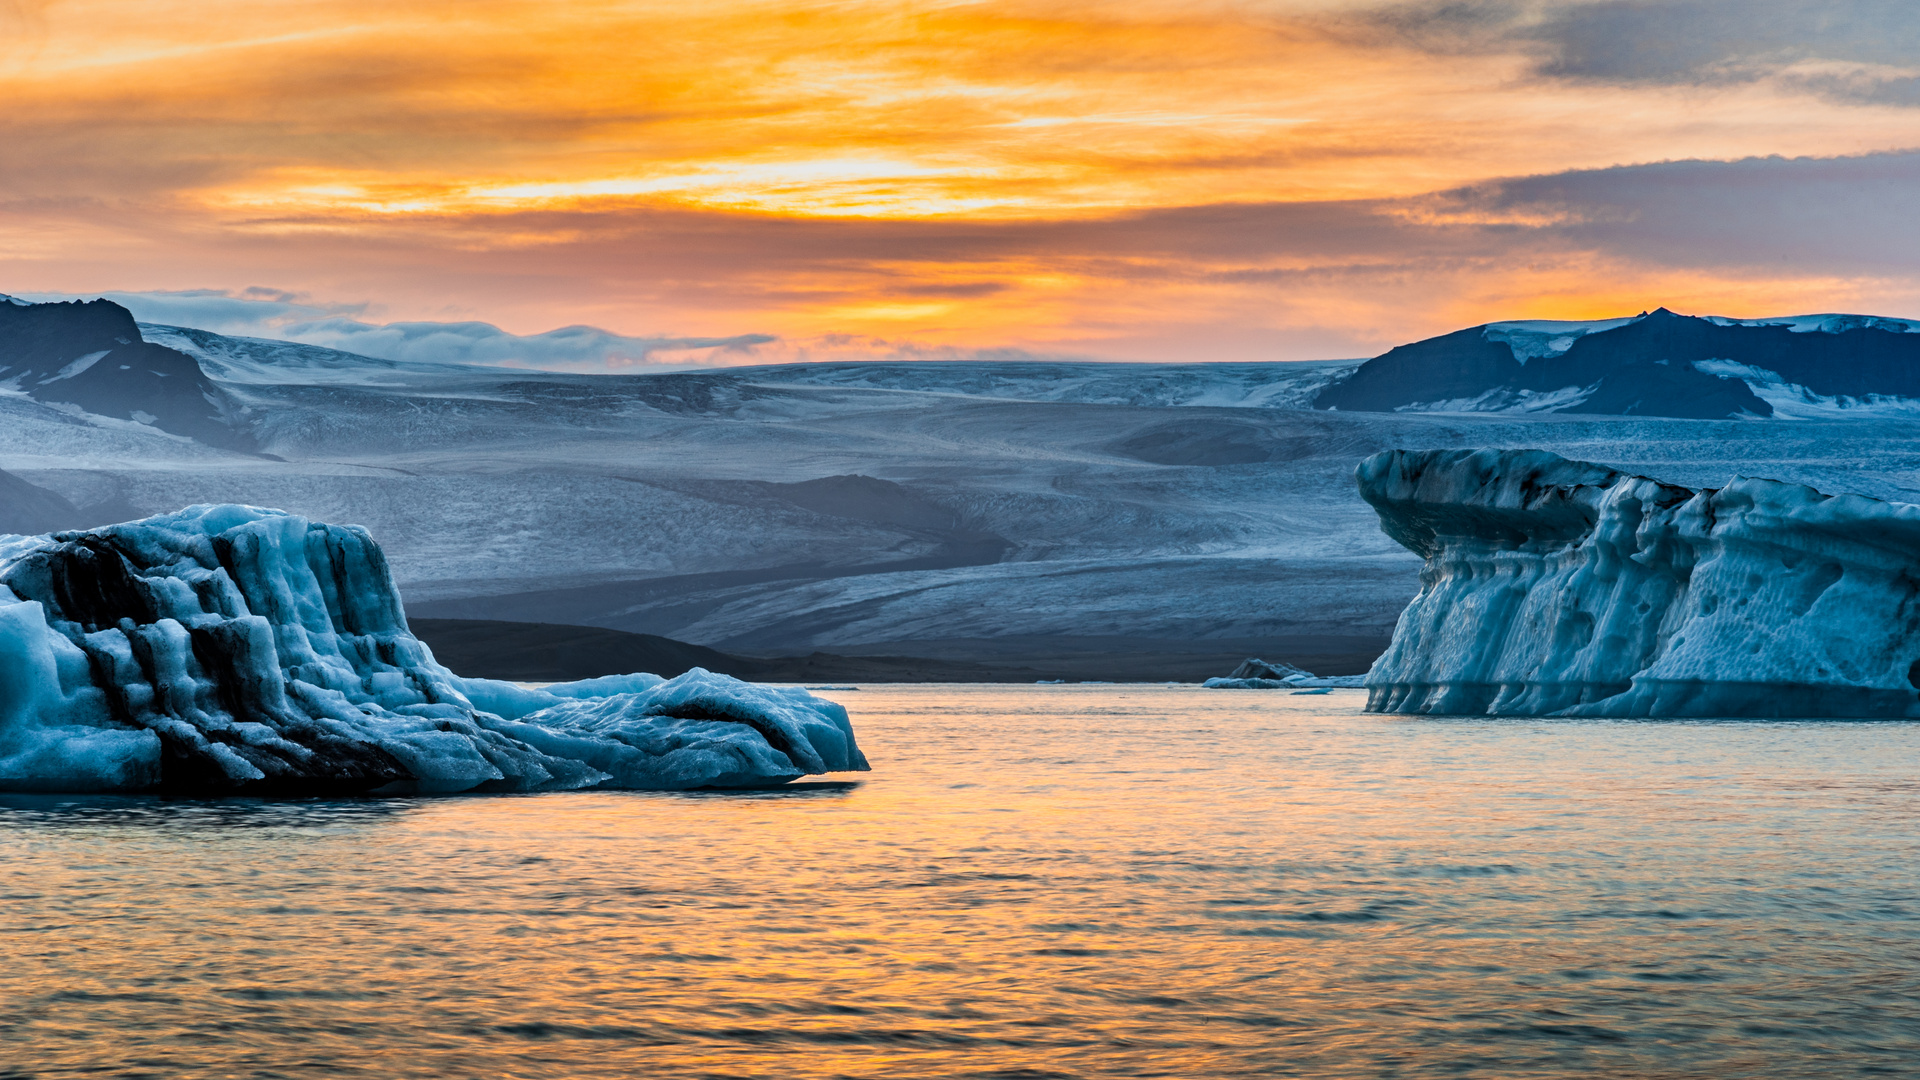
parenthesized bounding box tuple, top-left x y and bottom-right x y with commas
(1202, 657, 1366, 689)
(1359, 448, 1920, 717)
(0, 505, 868, 793)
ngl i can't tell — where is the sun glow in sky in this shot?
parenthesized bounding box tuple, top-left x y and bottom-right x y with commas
(6, 0, 1920, 363)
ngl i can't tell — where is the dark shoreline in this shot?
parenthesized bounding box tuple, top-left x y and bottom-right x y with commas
(410, 618, 1386, 684)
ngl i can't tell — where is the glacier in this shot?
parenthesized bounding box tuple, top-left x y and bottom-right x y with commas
(0, 505, 868, 793)
(31, 294, 1920, 669)
(1360, 448, 1920, 717)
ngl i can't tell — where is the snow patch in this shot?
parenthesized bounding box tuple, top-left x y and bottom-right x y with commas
(1694, 359, 1920, 419)
(1704, 313, 1920, 335)
(1392, 383, 1596, 414)
(36, 351, 108, 385)
(1483, 318, 1638, 364)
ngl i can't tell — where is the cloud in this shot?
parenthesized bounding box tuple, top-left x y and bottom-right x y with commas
(1539, 0, 1920, 107)
(17, 288, 778, 370)
(1347, 0, 1920, 105)
(1426, 149, 1920, 274)
(284, 318, 776, 369)
(15, 287, 1100, 370)
(45, 288, 370, 335)
(6, 0, 1914, 228)
(0, 0, 51, 32)
(27, 147, 1920, 367)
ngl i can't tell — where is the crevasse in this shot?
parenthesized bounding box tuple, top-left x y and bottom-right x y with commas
(0, 504, 867, 793)
(1359, 448, 1920, 717)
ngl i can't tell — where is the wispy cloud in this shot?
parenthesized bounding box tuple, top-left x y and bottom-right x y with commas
(16, 288, 779, 370)
(1342, 0, 1920, 105)
(20, 147, 1920, 367)
(0, 0, 51, 32)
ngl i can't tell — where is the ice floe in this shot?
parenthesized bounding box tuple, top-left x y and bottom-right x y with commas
(1203, 658, 1365, 689)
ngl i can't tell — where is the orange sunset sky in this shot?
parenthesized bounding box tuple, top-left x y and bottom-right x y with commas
(5, 0, 1920, 366)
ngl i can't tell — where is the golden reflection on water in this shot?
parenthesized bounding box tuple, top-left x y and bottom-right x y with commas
(4, 686, 1920, 1078)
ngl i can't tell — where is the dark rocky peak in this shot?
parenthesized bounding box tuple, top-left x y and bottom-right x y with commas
(0, 296, 254, 450)
(1310, 325, 1522, 414)
(0, 298, 144, 367)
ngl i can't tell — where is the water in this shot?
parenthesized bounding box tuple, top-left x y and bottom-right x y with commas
(4, 685, 1920, 1079)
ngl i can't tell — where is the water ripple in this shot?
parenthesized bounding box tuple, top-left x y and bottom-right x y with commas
(2, 686, 1918, 1078)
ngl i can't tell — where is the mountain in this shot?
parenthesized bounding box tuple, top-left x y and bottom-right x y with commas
(16, 298, 1920, 674)
(0, 296, 253, 448)
(1314, 307, 1920, 419)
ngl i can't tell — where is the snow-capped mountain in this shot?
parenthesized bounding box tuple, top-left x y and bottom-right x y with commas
(1316, 307, 1920, 418)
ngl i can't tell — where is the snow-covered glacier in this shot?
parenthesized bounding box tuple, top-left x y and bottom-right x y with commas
(1359, 448, 1920, 717)
(0, 505, 867, 793)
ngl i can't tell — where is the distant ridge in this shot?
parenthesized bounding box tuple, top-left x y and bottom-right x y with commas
(0, 295, 252, 448)
(1315, 307, 1920, 419)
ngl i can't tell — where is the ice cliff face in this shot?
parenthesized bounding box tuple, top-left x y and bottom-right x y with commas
(1359, 448, 1920, 717)
(0, 505, 867, 793)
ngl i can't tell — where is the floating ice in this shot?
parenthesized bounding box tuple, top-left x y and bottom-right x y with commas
(1203, 657, 1365, 689)
(1359, 448, 1920, 717)
(0, 505, 868, 793)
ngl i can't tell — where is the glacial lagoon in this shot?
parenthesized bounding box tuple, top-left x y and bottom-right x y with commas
(4, 684, 1918, 1078)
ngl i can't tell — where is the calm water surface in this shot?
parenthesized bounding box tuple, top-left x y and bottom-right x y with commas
(4, 685, 1920, 1078)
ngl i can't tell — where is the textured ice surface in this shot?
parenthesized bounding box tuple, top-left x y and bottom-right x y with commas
(0, 506, 866, 793)
(1360, 448, 1920, 717)
(492, 670, 867, 790)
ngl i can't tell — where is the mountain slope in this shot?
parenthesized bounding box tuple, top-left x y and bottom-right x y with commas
(0, 297, 252, 448)
(1315, 307, 1920, 419)
(17, 303, 1920, 664)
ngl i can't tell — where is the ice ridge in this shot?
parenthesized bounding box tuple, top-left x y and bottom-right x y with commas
(1358, 448, 1920, 717)
(0, 505, 868, 793)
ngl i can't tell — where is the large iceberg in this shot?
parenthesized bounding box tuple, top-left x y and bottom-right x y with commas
(0, 505, 867, 793)
(1359, 448, 1920, 717)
